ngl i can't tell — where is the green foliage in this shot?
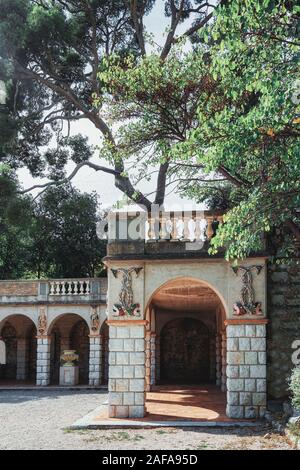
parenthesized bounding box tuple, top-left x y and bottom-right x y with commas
(289, 367, 300, 411)
(96, 0, 300, 260)
(0, 169, 105, 278)
(32, 185, 106, 278)
(0, 166, 34, 278)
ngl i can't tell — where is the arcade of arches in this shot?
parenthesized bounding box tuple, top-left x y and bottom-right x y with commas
(0, 313, 109, 386)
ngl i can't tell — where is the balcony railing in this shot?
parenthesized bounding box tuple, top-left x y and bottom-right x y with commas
(48, 279, 90, 296)
(0, 278, 107, 304)
(145, 211, 223, 242)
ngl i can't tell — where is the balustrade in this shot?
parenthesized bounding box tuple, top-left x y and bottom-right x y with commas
(48, 279, 90, 296)
(145, 211, 223, 243)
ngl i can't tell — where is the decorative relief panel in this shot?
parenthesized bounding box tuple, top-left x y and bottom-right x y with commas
(111, 267, 143, 317)
(232, 265, 264, 316)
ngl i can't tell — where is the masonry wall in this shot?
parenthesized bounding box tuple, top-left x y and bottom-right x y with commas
(0, 281, 38, 296)
(267, 262, 300, 399)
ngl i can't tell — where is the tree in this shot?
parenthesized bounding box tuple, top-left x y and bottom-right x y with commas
(0, 165, 34, 279)
(31, 185, 106, 278)
(179, 0, 300, 260)
(0, 0, 218, 209)
(0, 167, 105, 278)
(98, 0, 300, 260)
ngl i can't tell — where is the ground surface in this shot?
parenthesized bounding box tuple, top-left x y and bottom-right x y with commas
(0, 390, 293, 450)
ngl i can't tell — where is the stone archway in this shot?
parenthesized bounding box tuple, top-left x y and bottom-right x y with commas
(48, 313, 90, 385)
(0, 315, 37, 384)
(146, 277, 226, 391)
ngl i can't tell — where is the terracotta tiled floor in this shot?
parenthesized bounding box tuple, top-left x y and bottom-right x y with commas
(96, 384, 241, 423)
(144, 384, 229, 422)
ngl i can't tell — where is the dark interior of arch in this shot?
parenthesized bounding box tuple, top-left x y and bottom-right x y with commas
(160, 317, 210, 384)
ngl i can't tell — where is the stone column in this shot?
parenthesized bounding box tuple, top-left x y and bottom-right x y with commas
(226, 321, 267, 419)
(145, 331, 156, 390)
(16, 338, 27, 380)
(216, 334, 221, 386)
(89, 335, 102, 386)
(209, 336, 216, 381)
(108, 322, 146, 419)
(145, 331, 151, 391)
(36, 336, 51, 386)
(221, 333, 227, 392)
(150, 332, 156, 386)
(156, 335, 160, 383)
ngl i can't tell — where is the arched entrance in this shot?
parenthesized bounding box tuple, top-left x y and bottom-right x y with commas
(141, 277, 228, 420)
(0, 315, 37, 384)
(48, 314, 89, 385)
(147, 277, 226, 389)
(160, 317, 210, 384)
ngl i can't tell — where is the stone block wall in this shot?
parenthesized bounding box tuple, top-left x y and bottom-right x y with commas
(268, 263, 300, 399)
(226, 323, 267, 419)
(108, 324, 146, 418)
(36, 337, 51, 386)
(89, 335, 102, 386)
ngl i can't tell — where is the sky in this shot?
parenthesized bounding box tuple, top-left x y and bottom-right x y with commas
(17, 1, 205, 210)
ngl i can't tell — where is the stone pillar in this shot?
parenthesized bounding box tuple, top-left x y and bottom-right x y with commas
(216, 334, 221, 386)
(16, 338, 27, 380)
(150, 332, 156, 386)
(226, 321, 267, 419)
(156, 334, 160, 383)
(89, 335, 102, 386)
(36, 336, 51, 386)
(145, 331, 156, 391)
(209, 336, 216, 381)
(221, 332, 227, 392)
(145, 331, 151, 391)
(108, 322, 146, 419)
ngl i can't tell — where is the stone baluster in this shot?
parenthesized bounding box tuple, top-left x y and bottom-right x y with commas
(55, 281, 60, 295)
(86, 280, 90, 295)
(171, 215, 178, 241)
(147, 216, 156, 241)
(158, 214, 168, 241)
(206, 216, 213, 240)
(188, 216, 196, 242)
(176, 216, 184, 240)
(49, 282, 54, 295)
(195, 216, 201, 242)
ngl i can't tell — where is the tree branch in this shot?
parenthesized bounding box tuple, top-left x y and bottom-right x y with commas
(130, 0, 146, 56)
(19, 161, 121, 195)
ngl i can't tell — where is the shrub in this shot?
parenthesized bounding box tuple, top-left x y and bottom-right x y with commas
(289, 367, 300, 412)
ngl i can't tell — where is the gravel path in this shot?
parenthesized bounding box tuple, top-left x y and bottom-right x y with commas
(0, 390, 293, 450)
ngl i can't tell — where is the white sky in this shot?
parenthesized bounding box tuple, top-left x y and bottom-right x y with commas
(17, 1, 206, 209)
